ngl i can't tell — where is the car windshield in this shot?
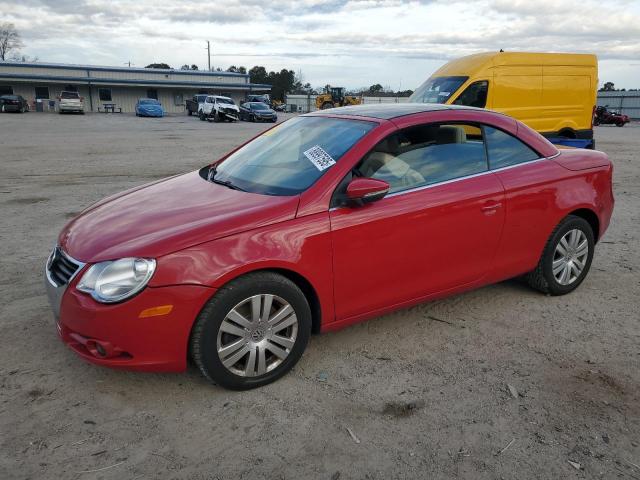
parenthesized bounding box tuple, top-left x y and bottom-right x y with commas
(208, 116, 375, 195)
(140, 99, 159, 105)
(251, 103, 268, 110)
(61, 92, 80, 99)
(409, 76, 468, 104)
(217, 98, 234, 105)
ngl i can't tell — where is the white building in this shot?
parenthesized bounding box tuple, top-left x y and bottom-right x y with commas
(0, 62, 270, 113)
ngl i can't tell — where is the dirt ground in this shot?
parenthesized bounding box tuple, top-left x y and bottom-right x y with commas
(0, 112, 638, 480)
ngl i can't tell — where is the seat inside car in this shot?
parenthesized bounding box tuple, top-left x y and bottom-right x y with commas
(359, 136, 400, 177)
(435, 125, 467, 144)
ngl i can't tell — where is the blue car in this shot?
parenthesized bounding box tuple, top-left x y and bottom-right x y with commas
(135, 98, 164, 117)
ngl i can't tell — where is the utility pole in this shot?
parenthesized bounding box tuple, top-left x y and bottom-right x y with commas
(124, 61, 133, 67)
(206, 41, 211, 71)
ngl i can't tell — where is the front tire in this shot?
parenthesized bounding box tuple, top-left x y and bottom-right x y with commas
(526, 215, 595, 295)
(190, 272, 311, 390)
(199, 110, 206, 121)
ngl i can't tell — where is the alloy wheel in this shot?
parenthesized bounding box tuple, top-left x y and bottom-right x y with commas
(216, 294, 298, 377)
(552, 229, 589, 285)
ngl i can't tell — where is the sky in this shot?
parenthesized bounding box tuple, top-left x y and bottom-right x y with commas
(2, 0, 640, 90)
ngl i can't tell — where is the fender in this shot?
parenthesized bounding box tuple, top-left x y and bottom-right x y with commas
(488, 157, 612, 281)
(150, 211, 335, 326)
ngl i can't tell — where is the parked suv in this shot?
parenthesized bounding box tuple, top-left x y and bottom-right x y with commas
(198, 95, 240, 122)
(58, 91, 85, 114)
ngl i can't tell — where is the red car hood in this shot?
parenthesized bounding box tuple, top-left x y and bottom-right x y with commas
(59, 171, 299, 263)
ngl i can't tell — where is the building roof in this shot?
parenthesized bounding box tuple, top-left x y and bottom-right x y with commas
(0, 61, 249, 78)
(308, 103, 481, 120)
(0, 61, 270, 91)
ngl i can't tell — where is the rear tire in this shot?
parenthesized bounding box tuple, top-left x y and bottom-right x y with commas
(526, 215, 595, 295)
(616, 121, 624, 127)
(321, 102, 333, 110)
(188, 110, 192, 116)
(190, 272, 311, 390)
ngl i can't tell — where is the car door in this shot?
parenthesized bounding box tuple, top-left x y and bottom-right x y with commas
(482, 125, 560, 276)
(329, 122, 505, 321)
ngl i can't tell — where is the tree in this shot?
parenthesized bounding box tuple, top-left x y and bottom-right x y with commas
(267, 69, 295, 102)
(180, 64, 199, 70)
(292, 81, 315, 95)
(0, 23, 23, 61)
(226, 65, 247, 74)
(368, 83, 384, 94)
(145, 63, 171, 69)
(600, 81, 615, 92)
(249, 66, 269, 84)
(10, 54, 38, 63)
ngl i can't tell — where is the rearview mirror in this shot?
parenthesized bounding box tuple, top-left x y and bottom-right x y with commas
(346, 177, 390, 205)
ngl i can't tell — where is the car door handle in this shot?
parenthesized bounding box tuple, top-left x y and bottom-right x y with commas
(481, 201, 502, 214)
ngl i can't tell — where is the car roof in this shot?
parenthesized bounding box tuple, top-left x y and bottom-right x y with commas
(306, 103, 484, 120)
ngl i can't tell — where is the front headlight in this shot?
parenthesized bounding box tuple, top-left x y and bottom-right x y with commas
(77, 258, 156, 303)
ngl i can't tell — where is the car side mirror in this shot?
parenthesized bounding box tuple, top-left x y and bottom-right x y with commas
(346, 177, 390, 205)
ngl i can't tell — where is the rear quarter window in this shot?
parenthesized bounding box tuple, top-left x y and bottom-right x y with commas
(484, 126, 540, 169)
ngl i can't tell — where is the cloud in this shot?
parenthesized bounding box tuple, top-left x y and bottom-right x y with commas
(1, 0, 638, 88)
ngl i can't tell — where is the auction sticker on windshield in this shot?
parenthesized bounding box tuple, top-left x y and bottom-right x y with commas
(303, 145, 336, 171)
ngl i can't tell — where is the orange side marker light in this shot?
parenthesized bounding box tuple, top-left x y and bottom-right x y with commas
(138, 305, 173, 318)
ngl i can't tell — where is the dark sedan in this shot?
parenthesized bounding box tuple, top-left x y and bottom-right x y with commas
(239, 102, 277, 122)
(0, 95, 29, 113)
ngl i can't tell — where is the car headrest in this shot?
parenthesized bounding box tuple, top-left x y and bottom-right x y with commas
(436, 126, 466, 144)
(376, 135, 400, 154)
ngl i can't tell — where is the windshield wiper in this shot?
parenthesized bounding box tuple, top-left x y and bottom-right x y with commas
(207, 166, 245, 191)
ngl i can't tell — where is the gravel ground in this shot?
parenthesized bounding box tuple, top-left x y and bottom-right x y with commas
(0, 112, 638, 480)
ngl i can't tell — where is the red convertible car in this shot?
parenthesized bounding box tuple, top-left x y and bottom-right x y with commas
(45, 104, 614, 389)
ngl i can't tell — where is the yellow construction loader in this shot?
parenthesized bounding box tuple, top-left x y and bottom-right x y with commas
(315, 86, 361, 110)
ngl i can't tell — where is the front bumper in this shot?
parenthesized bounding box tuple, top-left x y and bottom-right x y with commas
(220, 109, 239, 120)
(138, 109, 164, 117)
(45, 256, 214, 372)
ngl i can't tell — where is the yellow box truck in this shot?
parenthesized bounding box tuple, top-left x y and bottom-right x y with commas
(409, 52, 598, 147)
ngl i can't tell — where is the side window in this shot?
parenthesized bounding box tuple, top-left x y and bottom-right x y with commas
(452, 80, 488, 108)
(98, 88, 112, 101)
(484, 126, 540, 169)
(355, 123, 488, 194)
(35, 86, 50, 99)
